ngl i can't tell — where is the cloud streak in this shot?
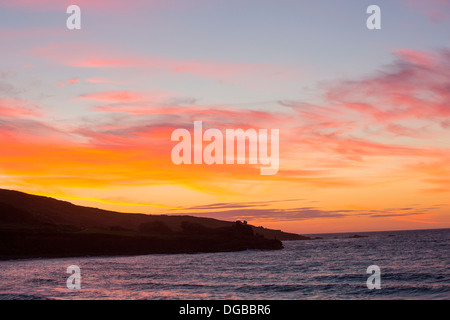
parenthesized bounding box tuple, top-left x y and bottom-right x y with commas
(30, 43, 300, 85)
(168, 201, 434, 223)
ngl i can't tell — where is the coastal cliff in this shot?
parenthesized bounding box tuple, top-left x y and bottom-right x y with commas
(0, 189, 310, 260)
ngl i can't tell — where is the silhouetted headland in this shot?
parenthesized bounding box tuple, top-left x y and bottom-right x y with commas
(0, 189, 311, 260)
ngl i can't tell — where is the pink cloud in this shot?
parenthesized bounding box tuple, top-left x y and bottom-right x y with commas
(393, 49, 440, 67)
(78, 90, 188, 111)
(0, 97, 42, 118)
(58, 78, 80, 87)
(30, 43, 299, 83)
(68, 78, 79, 84)
(86, 77, 129, 85)
(0, 0, 67, 10)
(0, 0, 191, 12)
(76, 56, 294, 83)
(77, 58, 136, 68)
(402, 0, 450, 22)
(0, 27, 65, 40)
(79, 90, 147, 103)
(325, 48, 450, 125)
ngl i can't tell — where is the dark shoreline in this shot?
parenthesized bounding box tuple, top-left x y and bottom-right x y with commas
(0, 245, 283, 262)
(0, 223, 285, 261)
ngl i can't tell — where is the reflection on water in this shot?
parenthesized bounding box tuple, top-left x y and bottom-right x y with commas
(0, 229, 449, 300)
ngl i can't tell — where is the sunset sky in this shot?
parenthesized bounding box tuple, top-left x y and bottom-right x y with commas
(0, 0, 449, 234)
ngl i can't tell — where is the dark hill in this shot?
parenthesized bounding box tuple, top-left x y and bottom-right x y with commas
(0, 189, 310, 259)
(0, 189, 306, 240)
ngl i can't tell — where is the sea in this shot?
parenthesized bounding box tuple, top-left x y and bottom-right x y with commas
(0, 228, 448, 300)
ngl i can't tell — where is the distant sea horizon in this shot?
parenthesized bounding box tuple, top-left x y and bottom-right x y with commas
(303, 227, 450, 237)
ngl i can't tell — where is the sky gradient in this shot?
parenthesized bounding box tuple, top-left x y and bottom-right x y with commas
(1, 0, 449, 234)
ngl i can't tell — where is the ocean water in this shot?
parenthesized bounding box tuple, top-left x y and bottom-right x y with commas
(0, 228, 449, 300)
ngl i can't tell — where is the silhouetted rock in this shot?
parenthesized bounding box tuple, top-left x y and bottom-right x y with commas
(233, 220, 254, 236)
(346, 235, 368, 239)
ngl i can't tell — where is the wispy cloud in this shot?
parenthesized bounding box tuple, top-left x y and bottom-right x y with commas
(0, 97, 43, 118)
(0, 0, 191, 12)
(168, 200, 435, 223)
(325, 48, 450, 125)
(30, 43, 300, 85)
(402, 0, 450, 22)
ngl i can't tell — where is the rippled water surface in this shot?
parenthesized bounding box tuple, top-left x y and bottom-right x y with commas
(0, 229, 449, 300)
